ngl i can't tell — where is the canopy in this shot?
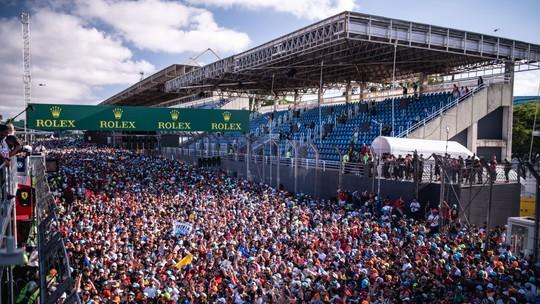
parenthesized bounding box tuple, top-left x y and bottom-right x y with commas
(371, 136, 474, 159)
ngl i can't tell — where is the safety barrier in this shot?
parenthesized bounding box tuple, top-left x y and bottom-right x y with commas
(0, 156, 24, 304)
(31, 156, 80, 304)
(164, 147, 517, 185)
(0, 157, 18, 257)
(164, 147, 369, 176)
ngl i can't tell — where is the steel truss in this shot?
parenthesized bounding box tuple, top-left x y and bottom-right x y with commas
(165, 11, 540, 94)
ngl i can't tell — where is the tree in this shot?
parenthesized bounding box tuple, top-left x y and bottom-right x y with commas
(512, 102, 540, 160)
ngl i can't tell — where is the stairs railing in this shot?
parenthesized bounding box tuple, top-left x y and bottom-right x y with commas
(396, 84, 488, 138)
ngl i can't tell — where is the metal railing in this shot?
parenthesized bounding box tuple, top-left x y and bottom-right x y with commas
(1, 156, 24, 304)
(397, 77, 510, 138)
(396, 84, 485, 138)
(165, 147, 517, 185)
(31, 156, 81, 304)
(0, 157, 17, 250)
(407, 160, 518, 184)
(165, 147, 369, 176)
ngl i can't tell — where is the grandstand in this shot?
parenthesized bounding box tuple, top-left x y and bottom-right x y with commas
(96, 12, 540, 163)
(5, 10, 540, 304)
(514, 95, 540, 106)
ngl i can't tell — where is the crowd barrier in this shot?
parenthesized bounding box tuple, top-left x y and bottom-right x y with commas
(163, 147, 518, 185)
(0, 157, 22, 304)
(1, 157, 18, 253)
(31, 156, 81, 304)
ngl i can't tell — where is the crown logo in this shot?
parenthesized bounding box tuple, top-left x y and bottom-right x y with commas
(50, 106, 62, 118)
(222, 111, 231, 122)
(113, 108, 123, 120)
(170, 110, 179, 121)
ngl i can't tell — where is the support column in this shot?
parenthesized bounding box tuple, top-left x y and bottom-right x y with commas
(418, 72, 427, 94)
(359, 82, 367, 101)
(345, 81, 352, 104)
(293, 89, 299, 110)
(467, 122, 478, 155)
(318, 88, 323, 143)
(502, 61, 515, 160)
(502, 106, 513, 160)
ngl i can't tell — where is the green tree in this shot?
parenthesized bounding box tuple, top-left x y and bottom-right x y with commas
(512, 102, 540, 158)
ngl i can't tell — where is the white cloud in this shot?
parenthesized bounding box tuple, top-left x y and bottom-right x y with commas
(75, 0, 250, 54)
(186, 0, 355, 20)
(514, 70, 540, 96)
(0, 9, 155, 119)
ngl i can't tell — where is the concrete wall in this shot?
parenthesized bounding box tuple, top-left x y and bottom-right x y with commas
(407, 82, 513, 160)
(168, 153, 417, 201)
(450, 129, 468, 147)
(419, 182, 520, 227)
(459, 183, 520, 227)
(478, 107, 503, 139)
(477, 147, 503, 161)
(168, 152, 519, 226)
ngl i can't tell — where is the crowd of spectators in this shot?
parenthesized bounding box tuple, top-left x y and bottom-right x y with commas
(38, 141, 539, 303)
(342, 135, 513, 184)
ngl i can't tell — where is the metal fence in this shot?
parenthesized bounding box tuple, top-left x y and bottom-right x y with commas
(163, 147, 518, 186)
(164, 147, 368, 175)
(1, 157, 18, 250)
(31, 156, 81, 304)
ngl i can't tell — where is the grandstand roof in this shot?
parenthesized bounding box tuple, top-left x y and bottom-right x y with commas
(101, 64, 198, 106)
(165, 11, 540, 94)
(513, 96, 540, 106)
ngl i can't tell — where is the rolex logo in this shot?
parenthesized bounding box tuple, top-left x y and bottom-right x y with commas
(113, 108, 123, 120)
(170, 110, 179, 121)
(222, 111, 231, 122)
(50, 106, 62, 118)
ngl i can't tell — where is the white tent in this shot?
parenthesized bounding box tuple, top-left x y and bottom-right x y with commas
(371, 136, 474, 159)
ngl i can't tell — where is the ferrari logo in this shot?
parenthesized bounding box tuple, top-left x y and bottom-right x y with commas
(21, 192, 28, 200)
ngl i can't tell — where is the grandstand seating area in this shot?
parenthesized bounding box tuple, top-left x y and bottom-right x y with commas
(188, 92, 455, 160)
(308, 92, 453, 160)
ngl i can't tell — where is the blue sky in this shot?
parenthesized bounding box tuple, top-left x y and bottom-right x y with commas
(0, 0, 539, 119)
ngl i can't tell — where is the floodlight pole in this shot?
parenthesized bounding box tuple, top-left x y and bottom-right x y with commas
(372, 119, 383, 197)
(319, 60, 324, 143)
(391, 39, 397, 137)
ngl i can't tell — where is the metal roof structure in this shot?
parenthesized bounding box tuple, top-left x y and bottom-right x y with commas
(165, 11, 540, 94)
(513, 96, 540, 106)
(101, 64, 198, 106)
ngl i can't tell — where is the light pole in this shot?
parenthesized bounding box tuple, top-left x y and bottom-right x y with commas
(482, 159, 495, 254)
(445, 126, 450, 156)
(372, 119, 383, 197)
(391, 38, 398, 137)
(318, 60, 324, 143)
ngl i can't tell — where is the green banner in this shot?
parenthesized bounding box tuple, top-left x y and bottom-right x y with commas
(26, 104, 249, 132)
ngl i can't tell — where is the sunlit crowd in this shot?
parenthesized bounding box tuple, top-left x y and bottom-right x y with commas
(40, 141, 539, 303)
